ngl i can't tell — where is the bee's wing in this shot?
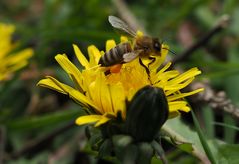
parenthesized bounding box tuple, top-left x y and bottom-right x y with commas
(123, 50, 142, 62)
(109, 15, 137, 37)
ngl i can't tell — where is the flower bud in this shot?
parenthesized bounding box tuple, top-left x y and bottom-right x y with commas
(125, 85, 169, 142)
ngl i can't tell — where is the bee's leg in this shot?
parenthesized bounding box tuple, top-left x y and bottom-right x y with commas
(148, 56, 156, 67)
(104, 69, 111, 76)
(104, 63, 123, 76)
(139, 58, 152, 84)
(139, 58, 149, 75)
(110, 64, 122, 73)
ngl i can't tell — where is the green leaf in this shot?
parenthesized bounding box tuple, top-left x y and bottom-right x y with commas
(177, 143, 194, 153)
(218, 144, 239, 164)
(163, 117, 203, 150)
(223, 115, 237, 143)
(213, 122, 239, 131)
(6, 109, 85, 131)
(202, 106, 215, 138)
(162, 117, 210, 162)
(223, 65, 239, 143)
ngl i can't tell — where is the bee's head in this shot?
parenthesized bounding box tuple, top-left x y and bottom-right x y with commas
(153, 38, 161, 52)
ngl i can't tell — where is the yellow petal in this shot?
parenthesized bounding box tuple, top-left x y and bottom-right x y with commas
(75, 115, 102, 125)
(41, 76, 99, 110)
(101, 85, 113, 113)
(148, 45, 168, 70)
(73, 44, 90, 69)
(164, 77, 195, 91)
(94, 115, 111, 127)
(87, 45, 101, 66)
(155, 62, 172, 76)
(37, 78, 66, 94)
(97, 73, 112, 113)
(106, 40, 116, 52)
(6, 48, 33, 65)
(161, 44, 169, 57)
(153, 70, 179, 85)
(55, 54, 85, 91)
(169, 67, 201, 85)
(168, 101, 190, 113)
(6, 61, 27, 73)
(146, 44, 168, 71)
(148, 56, 163, 71)
(47, 76, 94, 107)
(167, 88, 204, 101)
(109, 83, 126, 119)
(180, 106, 191, 112)
(88, 75, 104, 114)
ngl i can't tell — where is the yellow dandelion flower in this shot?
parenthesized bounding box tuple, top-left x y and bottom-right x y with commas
(0, 23, 33, 81)
(38, 33, 203, 127)
(103, 36, 203, 118)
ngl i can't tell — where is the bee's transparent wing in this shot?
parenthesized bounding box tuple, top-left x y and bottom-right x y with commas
(123, 50, 142, 62)
(109, 15, 137, 37)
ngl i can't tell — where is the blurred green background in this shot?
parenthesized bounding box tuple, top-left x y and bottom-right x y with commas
(1, 0, 239, 163)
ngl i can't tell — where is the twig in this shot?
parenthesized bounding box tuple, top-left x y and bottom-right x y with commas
(171, 15, 230, 65)
(190, 81, 239, 120)
(8, 121, 76, 160)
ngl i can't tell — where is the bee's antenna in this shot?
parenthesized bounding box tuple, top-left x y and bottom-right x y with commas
(161, 40, 177, 55)
(162, 47, 177, 55)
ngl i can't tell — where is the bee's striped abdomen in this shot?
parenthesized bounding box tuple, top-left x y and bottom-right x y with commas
(99, 42, 132, 67)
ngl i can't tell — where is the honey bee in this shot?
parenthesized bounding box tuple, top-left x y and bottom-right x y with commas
(99, 15, 165, 68)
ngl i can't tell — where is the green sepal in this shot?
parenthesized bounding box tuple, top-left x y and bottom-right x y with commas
(137, 142, 154, 164)
(85, 126, 103, 151)
(112, 135, 134, 161)
(151, 140, 167, 163)
(100, 119, 124, 138)
(98, 139, 113, 158)
(121, 144, 139, 163)
(112, 134, 133, 148)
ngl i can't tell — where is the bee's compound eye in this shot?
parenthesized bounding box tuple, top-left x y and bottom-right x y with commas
(154, 41, 161, 51)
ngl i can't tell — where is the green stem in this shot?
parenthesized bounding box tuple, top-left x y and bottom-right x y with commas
(191, 110, 217, 164)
